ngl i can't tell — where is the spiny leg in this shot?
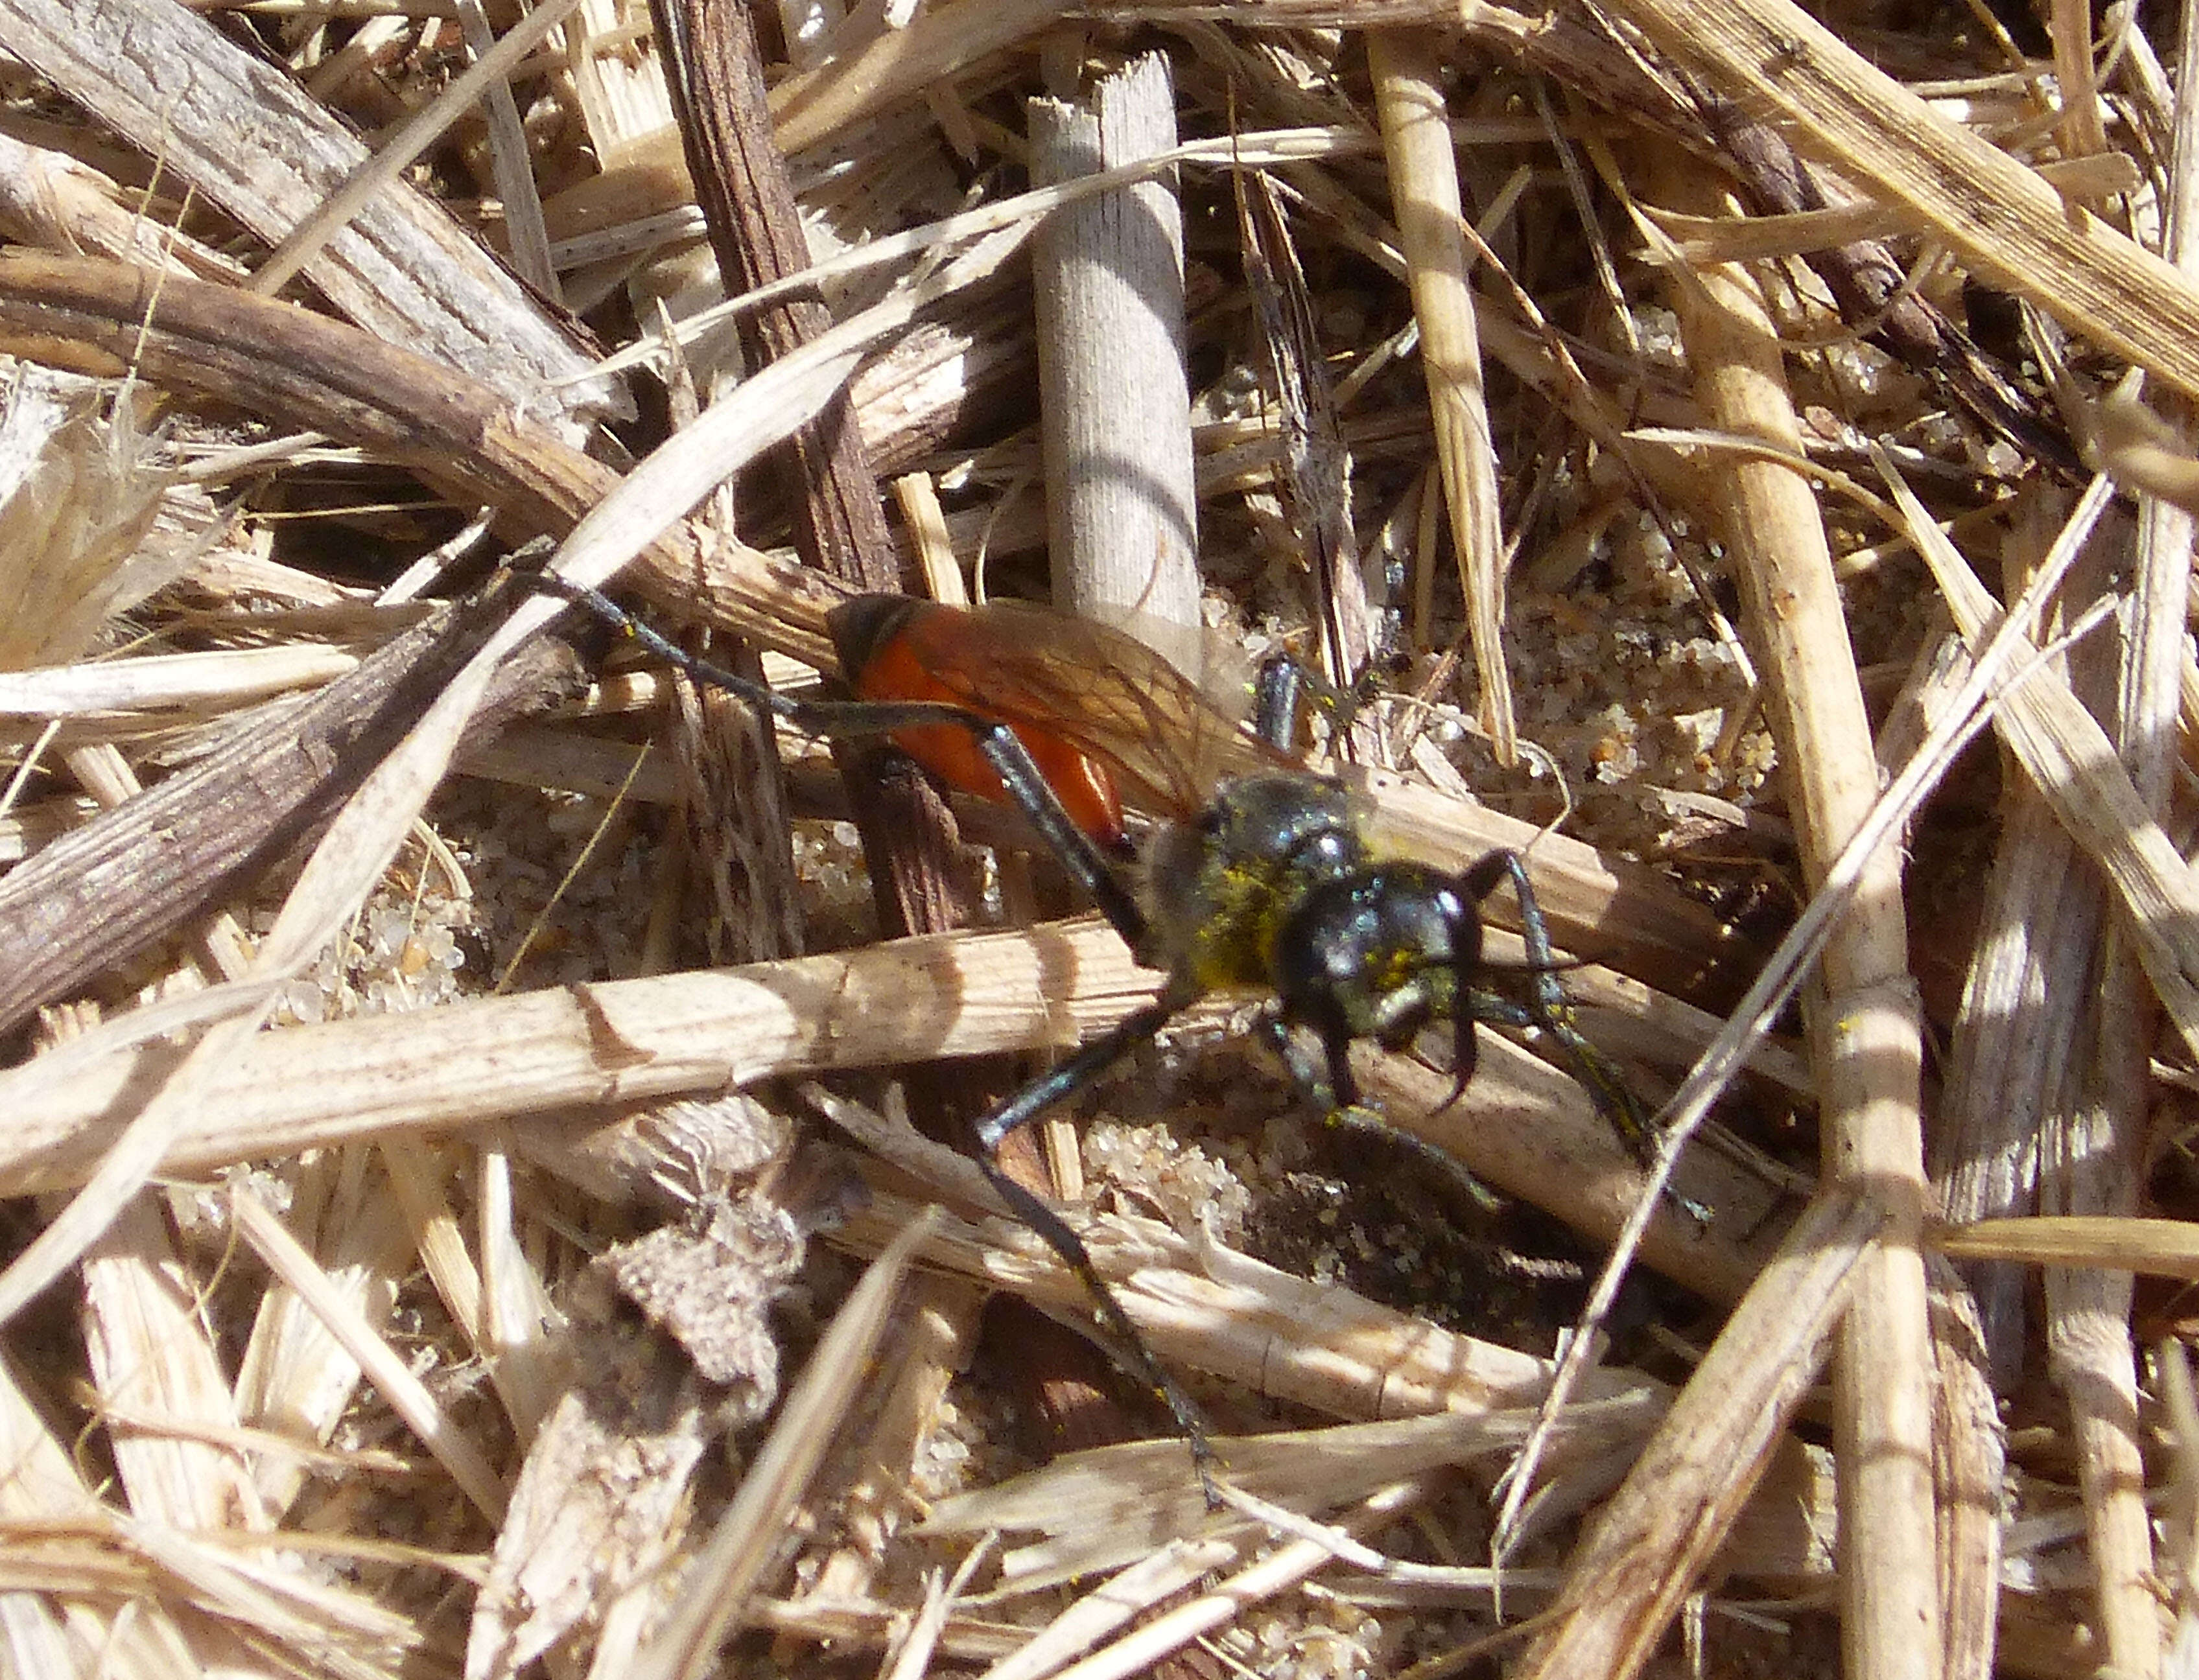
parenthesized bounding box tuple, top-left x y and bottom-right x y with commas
(1252, 653, 1302, 752)
(1458, 850, 1662, 1171)
(969, 989, 1217, 1473)
(1252, 648, 1405, 755)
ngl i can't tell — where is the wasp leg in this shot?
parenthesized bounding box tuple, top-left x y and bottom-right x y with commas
(1253, 653, 1302, 751)
(1256, 1011, 1505, 1214)
(970, 990, 1219, 1488)
(1253, 649, 1407, 754)
(532, 579, 1221, 1475)
(1326, 1102, 1508, 1214)
(1254, 1007, 1350, 1110)
(1459, 852, 1709, 1224)
(525, 576, 1153, 951)
(1457, 852, 1655, 1162)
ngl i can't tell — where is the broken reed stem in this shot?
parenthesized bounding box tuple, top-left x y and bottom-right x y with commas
(642, 0, 809, 966)
(2025, 509, 2159, 1676)
(2044, 961, 2159, 1675)
(0, 0, 617, 432)
(78, 1193, 265, 1532)
(237, 1148, 412, 1518)
(1030, 52, 1203, 646)
(0, 922, 1147, 1193)
(1597, 0, 2199, 400)
(1929, 1258, 2008, 1680)
(654, 0, 897, 596)
(1359, 1042, 1785, 1305)
(1660, 151, 1939, 1680)
(1037, 1480, 1439, 1680)
(228, 1183, 509, 1522)
(0, 251, 846, 664)
(62, 741, 257, 989)
(1935, 756, 2099, 1383)
(0, 919, 1777, 1303)
(2040, 6, 2199, 1661)
(1368, 26, 1514, 762)
(451, 0, 559, 296)
(1511, 1187, 1878, 1679)
(769, 0, 1059, 159)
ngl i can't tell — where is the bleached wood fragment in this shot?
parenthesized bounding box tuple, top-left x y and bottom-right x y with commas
(0, 0, 621, 434)
(1030, 54, 1201, 648)
(78, 1194, 267, 1532)
(1511, 1189, 1878, 1677)
(1369, 29, 1514, 759)
(1664, 154, 1937, 1680)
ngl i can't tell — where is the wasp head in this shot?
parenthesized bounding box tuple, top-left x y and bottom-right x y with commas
(1271, 864, 1483, 1110)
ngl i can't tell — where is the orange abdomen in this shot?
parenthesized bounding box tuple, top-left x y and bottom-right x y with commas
(832, 598, 1126, 846)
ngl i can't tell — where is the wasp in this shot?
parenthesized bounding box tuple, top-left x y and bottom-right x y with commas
(531, 576, 1660, 1460)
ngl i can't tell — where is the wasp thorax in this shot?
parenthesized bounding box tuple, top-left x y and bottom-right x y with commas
(1141, 773, 1370, 990)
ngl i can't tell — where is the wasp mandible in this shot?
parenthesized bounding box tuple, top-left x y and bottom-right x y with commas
(531, 576, 1662, 1458)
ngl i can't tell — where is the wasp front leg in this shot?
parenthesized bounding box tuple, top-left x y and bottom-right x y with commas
(1254, 1009, 1505, 1213)
(1457, 850, 1662, 1170)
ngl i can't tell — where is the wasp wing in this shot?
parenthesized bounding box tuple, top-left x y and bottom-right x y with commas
(900, 601, 1293, 821)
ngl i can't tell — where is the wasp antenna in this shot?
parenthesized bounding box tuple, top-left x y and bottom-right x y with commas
(1513, 738, 1575, 858)
(521, 572, 806, 727)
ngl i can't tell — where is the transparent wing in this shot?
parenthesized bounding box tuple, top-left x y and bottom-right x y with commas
(899, 601, 1294, 821)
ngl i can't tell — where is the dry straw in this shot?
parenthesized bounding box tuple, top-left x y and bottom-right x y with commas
(0, 0, 2193, 1675)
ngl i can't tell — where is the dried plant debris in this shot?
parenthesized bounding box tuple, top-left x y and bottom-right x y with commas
(0, 364, 183, 670)
(471, 1095, 826, 1677)
(467, 1210, 799, 1679)
(595, 1182, 806, 1399)
(6, 0, 2199, 1675)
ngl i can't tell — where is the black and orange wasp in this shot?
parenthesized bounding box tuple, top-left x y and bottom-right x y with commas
(531, 576, 1662, 1465)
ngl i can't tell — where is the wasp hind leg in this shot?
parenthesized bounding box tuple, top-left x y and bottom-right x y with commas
(971, 988, 1221, 1493)
(528, 576, 1216, 1475)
